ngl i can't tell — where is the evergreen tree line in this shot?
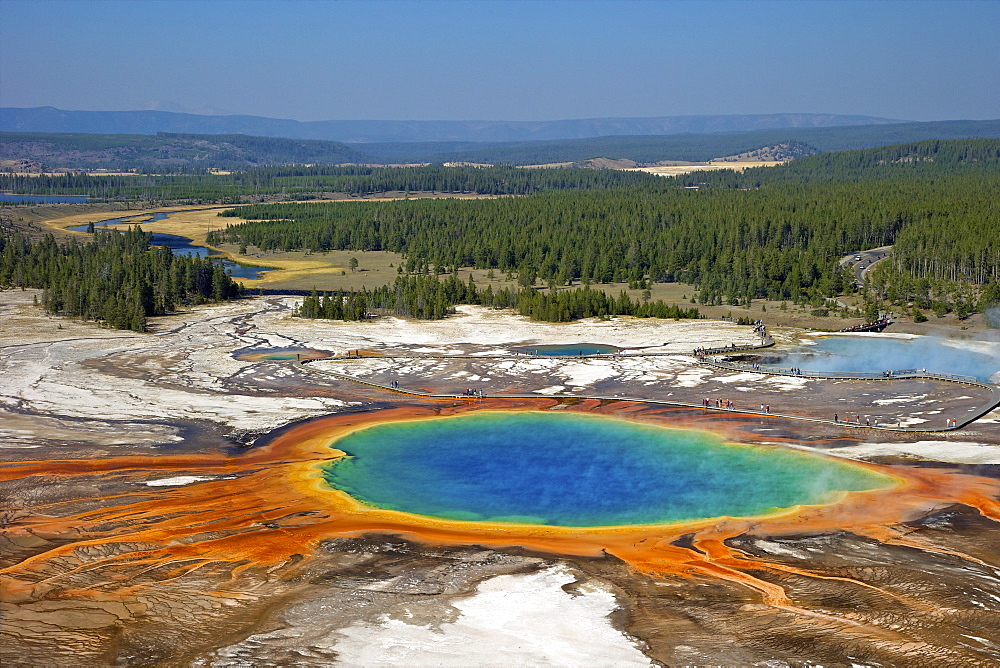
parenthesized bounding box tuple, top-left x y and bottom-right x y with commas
(0, 228, 242, 331)
(244, 164, 666, 195)
(683, 138, 1000, 188)
(0, 165, 667, 203)
(864, 263, 998, 321)
(211, 172, 997, 306)
(296, 274, 702, 323)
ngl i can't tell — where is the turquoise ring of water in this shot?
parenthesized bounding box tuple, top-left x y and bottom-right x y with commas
(323, 411, 895, 527)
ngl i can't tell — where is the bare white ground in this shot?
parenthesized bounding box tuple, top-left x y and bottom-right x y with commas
(873, 394, 928, 405)
(977, 407, 1000, 424)
(144, 475, 235, 487)
(0, 294, 762, 433)
(763, 375, 812, 391)
(330, 565, 651, 667)
(2, 294, 766, 432)
(0, 294, 351, 430)
(823, 440, 1000, 465)
(553, 360, 618, 387)
(271, 302, 758, 351)
(672, 368, 714, 387)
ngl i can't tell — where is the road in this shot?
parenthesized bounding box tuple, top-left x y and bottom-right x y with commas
(840, 245, 892, 285)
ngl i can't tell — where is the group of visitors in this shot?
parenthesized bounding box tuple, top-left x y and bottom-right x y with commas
(699, 398, 780, 414)
(833, 414, 959, 428)
(463, 388, 484, 397)
(702, 398, 735, 409)
(836, 413, 875, 426)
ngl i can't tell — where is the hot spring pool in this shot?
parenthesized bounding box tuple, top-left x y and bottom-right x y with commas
(235, 348, 331, 362)
(515, 344, 618, 356)
(323, 412, 895, 527)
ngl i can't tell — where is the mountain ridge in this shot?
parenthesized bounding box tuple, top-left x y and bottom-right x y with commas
(1, 107, 903, 143)
(4, 120, 999, 172)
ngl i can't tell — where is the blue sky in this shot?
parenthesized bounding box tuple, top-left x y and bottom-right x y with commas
(1, 0, 997, 122)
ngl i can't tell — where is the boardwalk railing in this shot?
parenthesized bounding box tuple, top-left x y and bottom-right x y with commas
(694, 337, 773, 356)
(299, 357, 999, 433)
(289, 328, 998, 433)
(700, 359, 979, 384)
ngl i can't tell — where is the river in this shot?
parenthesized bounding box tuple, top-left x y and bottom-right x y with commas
(69, 210, 268, 280)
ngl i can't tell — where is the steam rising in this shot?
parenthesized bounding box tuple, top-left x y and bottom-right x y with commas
(772, 335, 1000, 382)
(985, 305, 1000, 330)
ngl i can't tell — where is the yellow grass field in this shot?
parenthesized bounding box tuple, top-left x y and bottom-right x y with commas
(623, 160, 785, 176)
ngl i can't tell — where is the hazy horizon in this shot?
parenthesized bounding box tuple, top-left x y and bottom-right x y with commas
(0, 106, 914, 125)
(1, 0, 998, 123)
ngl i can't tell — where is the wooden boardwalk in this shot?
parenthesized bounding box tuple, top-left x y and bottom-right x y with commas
(294, 348, 1000, 434)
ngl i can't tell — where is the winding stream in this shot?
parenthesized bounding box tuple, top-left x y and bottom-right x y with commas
(69, 210, 268, 280)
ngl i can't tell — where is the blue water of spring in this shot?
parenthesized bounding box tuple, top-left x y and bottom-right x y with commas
(323, 411, 894, 527)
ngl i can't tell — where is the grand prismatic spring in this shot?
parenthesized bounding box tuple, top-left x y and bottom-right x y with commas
(323, 411, 896, 527)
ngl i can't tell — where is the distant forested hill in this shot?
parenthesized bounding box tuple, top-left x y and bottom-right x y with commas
(4, 120, 999, 172)
(365, 120, 1000, 164)
(0, 132, 369, 172)
(1, 107, 899, 143)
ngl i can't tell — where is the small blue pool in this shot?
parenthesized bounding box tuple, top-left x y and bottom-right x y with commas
(516, 344, 619, 356)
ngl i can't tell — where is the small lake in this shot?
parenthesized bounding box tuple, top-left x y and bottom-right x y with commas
(769, 334, 1000, 383)
(323, 411, 894, 527)
(234, 348, 332, 362)
(516, 343, 619, 356)
(69, 212, 268, 280)
(1, 193, 92, 203)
